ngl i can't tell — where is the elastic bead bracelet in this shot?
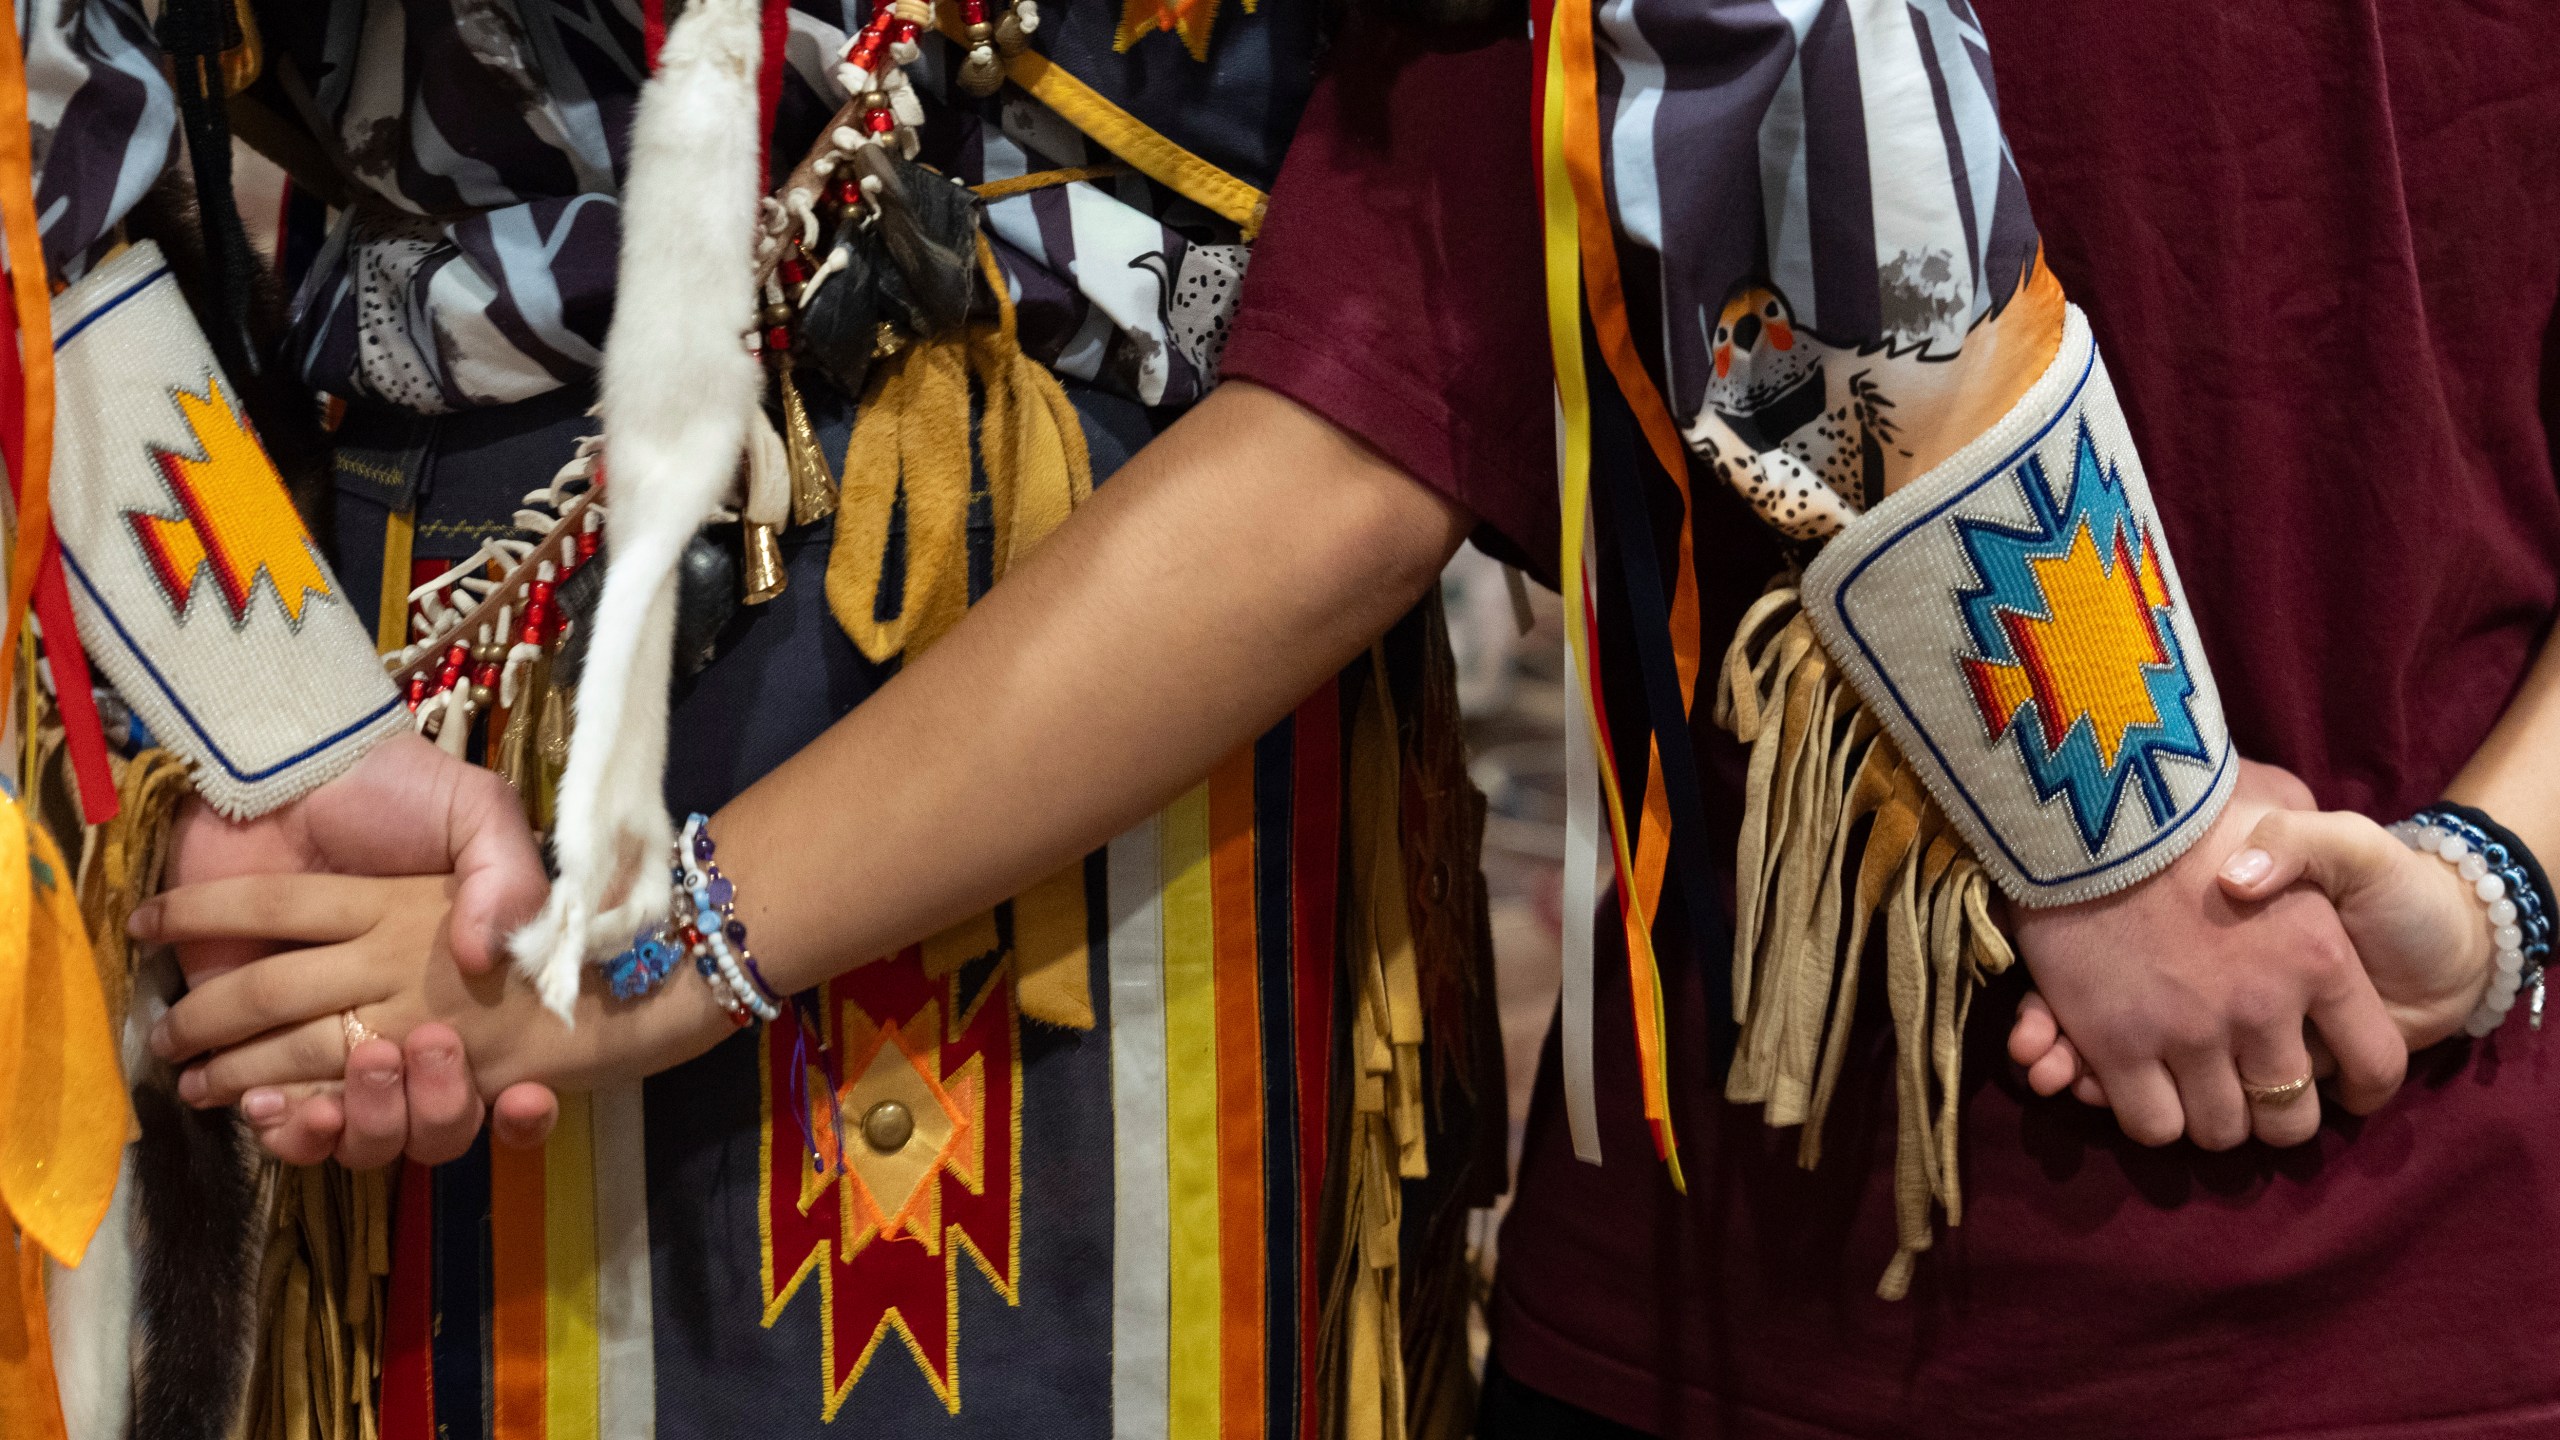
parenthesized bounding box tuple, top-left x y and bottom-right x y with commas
(598, 814, 788, 1025)
(2390, 806, 2555, 1035)
(676, 813, 784, 1024)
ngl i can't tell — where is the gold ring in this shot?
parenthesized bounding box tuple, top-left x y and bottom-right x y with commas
(2242, 1074, 2312, 1106)
(342, 1012, 380, 1055)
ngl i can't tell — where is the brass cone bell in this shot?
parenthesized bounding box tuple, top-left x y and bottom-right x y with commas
(741, 521, 788, 604)
(780, 367, 838, 526)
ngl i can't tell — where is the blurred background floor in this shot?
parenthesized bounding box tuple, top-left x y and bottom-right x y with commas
(1442, 545, 1566, 1375)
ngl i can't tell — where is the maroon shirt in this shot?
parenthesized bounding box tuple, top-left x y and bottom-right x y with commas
(1224, 2, 2560, 1436)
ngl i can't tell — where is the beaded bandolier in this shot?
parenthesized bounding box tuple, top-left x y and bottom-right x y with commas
(197, 0, 1507, 1437)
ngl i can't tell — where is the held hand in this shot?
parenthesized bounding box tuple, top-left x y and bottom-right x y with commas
(160, 733, 561, 1165)
(2009, 798, 2499, 1117)
(2001, 758, 2406, 1150)
(139, 872, 731, 1120)
(239, 1026, 563, 1168)
(165, 731, 548, 976)
(2215, 811, 2495, 1050)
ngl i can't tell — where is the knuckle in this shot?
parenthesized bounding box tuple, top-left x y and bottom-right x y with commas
(2226, 981, 2286, 1035)
(2305, 931, 2356, 978)
(2162, 1015, 2223, 1057)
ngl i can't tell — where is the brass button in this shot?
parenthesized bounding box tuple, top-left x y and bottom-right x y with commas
(861, 1100, 915, 1154)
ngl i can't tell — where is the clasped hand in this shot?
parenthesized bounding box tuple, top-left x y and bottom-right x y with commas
(149, 746, 2498, 1166)
(148, 733, 571, 1167)
(2005, 758, 2498, 1148)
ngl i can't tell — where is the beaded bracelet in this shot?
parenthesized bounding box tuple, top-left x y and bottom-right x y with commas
(2389, 806, 2555, 1035)
(601, 813, 786, 1025)
(676, 813, 783, 1023)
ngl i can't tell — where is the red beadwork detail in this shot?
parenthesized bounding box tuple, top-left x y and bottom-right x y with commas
(437, 642, 470, 690)
(577, 531, 601, 560)
(889, 17, 920, 42)
(779, 253, 812, 286)
(765, 325, 793, 353)
(962, 0, 987, 24)
(474, 662, 501, 690)
(844, 9, 892, 68)
(863, 107, 895, 135)
(834, 175, 864, 205)
(407, 673, 430, 709)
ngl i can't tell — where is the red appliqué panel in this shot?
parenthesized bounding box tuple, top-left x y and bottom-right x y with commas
(759, 946, 1021, 1418)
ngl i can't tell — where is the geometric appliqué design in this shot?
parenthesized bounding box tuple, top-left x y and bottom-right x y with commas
(760, 945, 1020, 1420)
(127, 376, 333, 629)
(1954, 421, 2210, 855)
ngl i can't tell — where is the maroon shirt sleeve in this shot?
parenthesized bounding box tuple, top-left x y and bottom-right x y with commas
(1219, 18, 1557, 585)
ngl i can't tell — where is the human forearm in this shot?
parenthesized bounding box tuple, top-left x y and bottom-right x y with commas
(2444, 625, 2560, 859)
(712, 380, 1469, 995)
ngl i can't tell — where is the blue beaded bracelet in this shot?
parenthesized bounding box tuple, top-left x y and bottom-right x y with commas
(599, 813, 785, 1024)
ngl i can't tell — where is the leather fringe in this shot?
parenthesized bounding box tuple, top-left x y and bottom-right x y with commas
(241, 1162, 391, 1440)
(76, 747, 192, 1040)
(1318, 648, 1430, 1440)
(1712, 584, 2015, 1301)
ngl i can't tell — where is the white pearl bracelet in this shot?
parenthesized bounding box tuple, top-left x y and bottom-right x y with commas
(2389, 819, 2533, 1037)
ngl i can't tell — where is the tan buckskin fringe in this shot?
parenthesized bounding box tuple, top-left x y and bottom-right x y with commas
(74, 746, 191, 1044)
(1712, 584, 2015, 1300)
(1319, 647, 1429, 1440)
(244, 1162, 391, 1440)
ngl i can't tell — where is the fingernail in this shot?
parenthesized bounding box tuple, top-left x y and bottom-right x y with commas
(359, 1065, 400, 1088)
(415, 1044, 457, 1072)
(241, 1090, 286, 1122)
(2221, 848, 2273, 886)
(177, 1068, 208, 1105)
(126, 902, 158, 940)
(148, 1020, 173, 1060)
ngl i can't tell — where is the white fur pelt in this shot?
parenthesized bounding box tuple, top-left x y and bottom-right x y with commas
(514, 0, 767, 1018)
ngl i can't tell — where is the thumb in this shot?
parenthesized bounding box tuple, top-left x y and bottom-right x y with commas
(491, 1083, 561, 1149)
(445, 768, 550, 975)
(2217, 809, 2402, 907)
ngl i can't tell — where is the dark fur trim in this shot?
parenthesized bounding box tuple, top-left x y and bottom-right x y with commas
(127, 1075, 266, 1440)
